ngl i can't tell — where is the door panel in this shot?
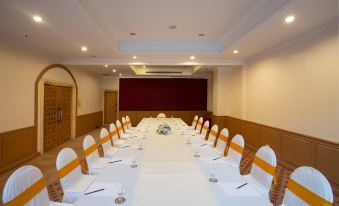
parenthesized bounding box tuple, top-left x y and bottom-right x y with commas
(43, 84, 59, 151)
(58, 86, 72, 144)
(104, 91, 117, 124)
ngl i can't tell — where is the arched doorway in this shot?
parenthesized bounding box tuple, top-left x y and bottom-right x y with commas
(34, 64, 78, 153)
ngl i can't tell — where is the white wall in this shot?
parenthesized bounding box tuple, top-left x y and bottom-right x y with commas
(0, 37, 103, 132)
(102, 76, 119, 91)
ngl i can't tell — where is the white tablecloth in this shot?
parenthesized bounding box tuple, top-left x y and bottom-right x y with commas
(73, 118, 272, 206)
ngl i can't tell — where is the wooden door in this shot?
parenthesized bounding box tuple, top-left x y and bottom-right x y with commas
(58, 86, 72, 144)
(43, 84, 72, 151)
(104, 91, 117, 124)
(44, 84, 59, 151)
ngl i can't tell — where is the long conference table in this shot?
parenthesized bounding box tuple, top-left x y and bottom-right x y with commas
(73, 118, 273, 206)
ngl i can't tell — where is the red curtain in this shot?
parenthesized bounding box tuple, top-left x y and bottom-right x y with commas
(119, 78, 207, 111)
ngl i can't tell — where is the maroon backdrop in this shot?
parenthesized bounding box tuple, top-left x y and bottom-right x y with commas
(119, 78, 207, 111)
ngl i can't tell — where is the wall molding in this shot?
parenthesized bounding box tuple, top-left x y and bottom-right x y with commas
(212, 115, 339, 195)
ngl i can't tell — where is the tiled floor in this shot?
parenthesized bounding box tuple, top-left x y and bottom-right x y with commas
(0, 128, 338, 206)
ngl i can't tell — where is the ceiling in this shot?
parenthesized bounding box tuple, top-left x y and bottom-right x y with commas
(0, 0, 337, 76)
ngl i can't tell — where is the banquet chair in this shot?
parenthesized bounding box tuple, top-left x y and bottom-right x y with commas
(122, 116, 128, 131)
(83, 135, 110, 175)
(100, 127, 118, 158)
(243, 145, 277, 198)
(157, 113, 166, 118)
(281, 166, 333, 206)
(195, 117, 204, 133)
(224, 134, 244, 169)
(56, 148, 96, 203)
(200, 120, 210, 138)
(206, 124, 218, 146)
(214, 128, 229, 155)
(191, 115, 199, 129)
(109, 123, 125, 147)
(126, 115, 135, 130)
(2, 165, 71, 206)
(116, 120, 130, 139)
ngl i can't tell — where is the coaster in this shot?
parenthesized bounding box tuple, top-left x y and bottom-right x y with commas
(115, 196, 126, 204)
(193, 154, 200, 157)
(209, 177, 218, 183)
(186, 141, 191, 145)
(131, 164, 138, 168)
(138, 147, 143, 150)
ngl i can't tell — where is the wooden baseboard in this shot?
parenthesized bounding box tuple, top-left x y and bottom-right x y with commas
(76, 111, 103, 136)
(212, 115, 339, 195)
(0, 126, 38, 174)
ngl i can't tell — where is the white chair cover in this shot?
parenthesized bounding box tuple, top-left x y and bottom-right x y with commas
(116, 120, 130, 139)
(215, 128, 229, 155)
(191, 115, 199, 129)
(281, 166, 333, 206)
(126, 116, 133, 129)
(206, 124, 218, 146)
(225, 134, 244, 169)
(157, 113, 166, 118)
(244, 145, 277, 198)
(100, 127, 117, 158)
(83, 135, 109, 175)
(2, 165, 71, 206)
(195, 117, 203, 133)
(56, 148, 95, 203)
(200, 120, 209, 137)
(122, 117, 128, 131)
(110, 123, 125, 147)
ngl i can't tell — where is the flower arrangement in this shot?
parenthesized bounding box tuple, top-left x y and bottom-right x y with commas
(156, 123, 171, 135)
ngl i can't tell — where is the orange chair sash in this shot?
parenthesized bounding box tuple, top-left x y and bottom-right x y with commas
(4, 178, 46, 206)
(101, 134, 111, 144)
(110, 130, 118, 136)
(253, 156, 277, 184)
(218, 133, 228, 142)
(229, 142, 244, 154)
(197, 121, 203, 126)
(287, 178, 332, 206)
(209, 130, 218, 137)
(57, 158, 80, 179)
(84, 144, 97, 157)
(117, 126, 123, 132)
(203, 125, 209, 131)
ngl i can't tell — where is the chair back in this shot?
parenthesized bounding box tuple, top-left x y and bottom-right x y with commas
(83, 135, 99, 167)
(109, 123, 119, 142)
(56, 148, 82, 188)
(282, 166, 333, 206)
(126, 116, 132, 128)
(100, 127, 112, 155)
(116, 120, 124, 137)
(215, 128, 229, 155)
(250, 145, 277, 192)
(191, 115, 198, 129)
(227, 134, 245, 166)
(2, 165, 49, 206)
(207, 124, 218, 146)
(122, 117, 127, 131)
(196, 117, 204, 132)
(201, 120, 210, 137)
(157, 113, 166, 118)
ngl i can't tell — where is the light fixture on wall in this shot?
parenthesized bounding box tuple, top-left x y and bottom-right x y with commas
(119, 73, 122, 77)
(112, 69, 116, 73)
(33, 15, 42, 23)
(81, 46, 87, 52)
(104, 64, 108, 67)
(284, 15, 295, 24)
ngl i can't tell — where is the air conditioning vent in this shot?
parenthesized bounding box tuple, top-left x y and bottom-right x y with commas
(145, 71, 182, 74)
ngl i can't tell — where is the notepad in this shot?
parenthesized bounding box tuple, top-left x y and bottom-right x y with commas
(218, 183, 261, 196)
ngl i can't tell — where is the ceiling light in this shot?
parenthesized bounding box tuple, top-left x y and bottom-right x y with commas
(132, 56, 137, 59)
(112, 69, 116, 73)
(104, 64, 108, 67)
(33, 15, 42, 23)
(81, 46, 87, 52)
(190, 56, 195, 60)
(119, 73, 122, 77)
(284, 15, 295, 23)
(233, 50, 239, 54)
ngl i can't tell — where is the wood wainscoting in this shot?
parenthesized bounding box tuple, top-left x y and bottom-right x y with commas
(119, 111, 212, 126)
(76, 111, 103, 136)
(212, 115, 339, 195)
(0, 126, 38, 174)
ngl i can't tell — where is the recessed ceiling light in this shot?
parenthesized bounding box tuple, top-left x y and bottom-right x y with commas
(142, 65, 146, 69)
(190, 56, 195, 60)
(112, 69, 116, 73)
(33, 15, 42, 23)
(233, 50, 239, 54)
(284, 15, 295, 23)
(198, 33, 205, 37)
(81, 46, 87, 52)
(130, 32, 136, 36)
(104, 64, 108, 67)
(132, 56, 137, 59)
(169, 25, 177, 29)
(119, 73, 122, 76)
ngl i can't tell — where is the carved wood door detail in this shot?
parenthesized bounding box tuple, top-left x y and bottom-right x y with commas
(104, 91, 117, 124)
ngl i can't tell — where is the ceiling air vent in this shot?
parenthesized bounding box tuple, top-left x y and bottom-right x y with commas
(145, 71, 182, 74)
